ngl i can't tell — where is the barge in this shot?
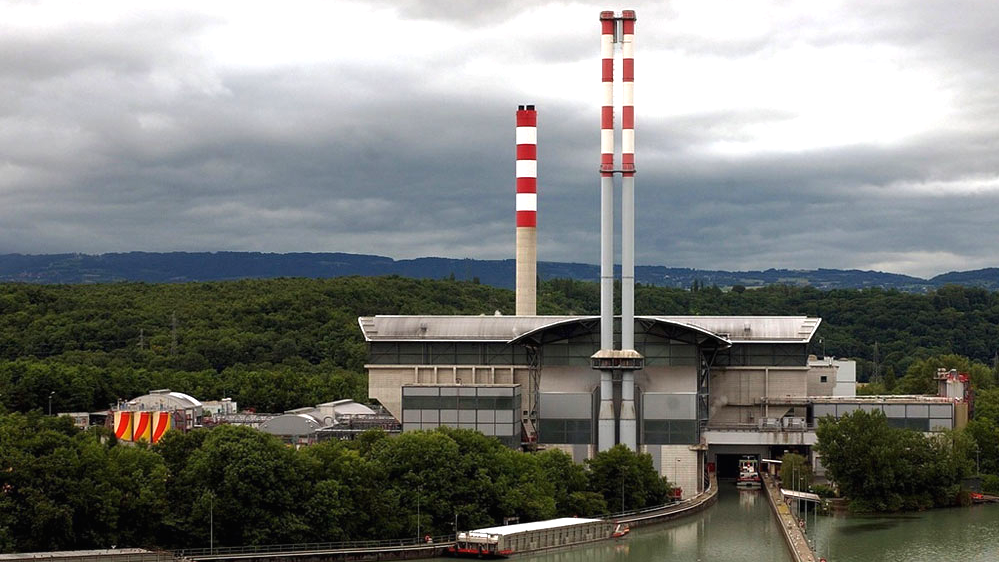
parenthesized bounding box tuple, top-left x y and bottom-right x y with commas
(449, 517, 628, 558)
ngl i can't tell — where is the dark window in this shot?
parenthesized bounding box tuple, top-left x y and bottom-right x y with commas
(538, 419, 592, 444)
(643, 419, 697, 444)
(820, 376, 828, 383)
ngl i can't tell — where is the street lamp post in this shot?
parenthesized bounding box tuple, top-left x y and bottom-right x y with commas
(417, 486, 422, 541)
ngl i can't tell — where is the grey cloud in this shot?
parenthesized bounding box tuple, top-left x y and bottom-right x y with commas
(2, 0, 999, 278)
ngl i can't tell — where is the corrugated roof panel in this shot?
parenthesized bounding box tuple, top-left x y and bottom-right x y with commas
(469, 517, 603, 536)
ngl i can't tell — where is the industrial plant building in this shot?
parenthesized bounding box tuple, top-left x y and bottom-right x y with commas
(356, 9, 970, 499)
(359, 316, 968, 498)
(364, 315, 805, 497)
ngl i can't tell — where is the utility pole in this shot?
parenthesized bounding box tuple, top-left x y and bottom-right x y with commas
(621, 467, 625, 512)
(48, 391, 54, 416)
(138, 328, 145, 350)
(872, 341, 880, 384)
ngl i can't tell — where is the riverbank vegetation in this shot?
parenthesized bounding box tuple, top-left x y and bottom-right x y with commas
(816, 410, 974, 511)
(0, 412, 667, 553)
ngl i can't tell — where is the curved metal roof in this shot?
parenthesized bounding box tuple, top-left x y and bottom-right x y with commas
(356, 315, 819, 348)
(168, 391, 202, 408)
(508, 316, 731, 348)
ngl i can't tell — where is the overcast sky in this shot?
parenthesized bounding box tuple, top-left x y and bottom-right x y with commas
(2, 0, 997, 278)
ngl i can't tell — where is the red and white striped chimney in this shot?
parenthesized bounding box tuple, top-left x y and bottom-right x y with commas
(595, 9, 640, 452)
(597, 11, 616, 452)
(516, 104, 537, 316)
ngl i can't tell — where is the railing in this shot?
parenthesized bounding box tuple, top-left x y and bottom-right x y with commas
(176, 535, 455, 558)
(705, 422, 817, 432)
(599, 472, 715, 521)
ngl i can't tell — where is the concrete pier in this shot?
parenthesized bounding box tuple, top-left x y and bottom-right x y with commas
(762, 473, 819, 562)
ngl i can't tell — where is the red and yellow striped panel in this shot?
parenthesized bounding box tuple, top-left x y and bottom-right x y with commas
(151, 412, 172, 443)
(114, 411, 133, 441)
(133, 411, 152, 443)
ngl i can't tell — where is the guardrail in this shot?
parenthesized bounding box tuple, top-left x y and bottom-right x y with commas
(175, 535, 455, 559)
(598, 471, 716, 522)
(705, 423, 817, 432)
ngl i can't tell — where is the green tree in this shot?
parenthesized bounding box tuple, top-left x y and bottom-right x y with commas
(537, 449, 593, 516)
(779, 453, 812, 492)
(585, 444, 670, 512)
(170, 425, 309, 547)
(816, 410, 971, 511)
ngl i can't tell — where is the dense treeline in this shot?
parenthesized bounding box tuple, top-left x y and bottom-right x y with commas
(816, 410, 973, 511)
(0, 415, 666, 553)
(3, 278, 999, 412)
(0, 277, 514, 412)
(815, 376, 999, 510)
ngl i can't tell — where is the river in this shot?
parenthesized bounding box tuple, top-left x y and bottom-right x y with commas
(461, 483, 792, 562)
(438, 482, 999, 562)
(804, 501, 999, 562)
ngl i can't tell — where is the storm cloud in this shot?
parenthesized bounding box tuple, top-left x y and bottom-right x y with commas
(1, 0, 997, 278)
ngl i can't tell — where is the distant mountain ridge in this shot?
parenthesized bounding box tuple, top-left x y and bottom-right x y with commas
(0, 251, 993, 292)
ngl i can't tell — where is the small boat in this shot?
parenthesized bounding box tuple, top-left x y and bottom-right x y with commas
(736, 456, 762, 489)
(612, 523, 630, 538)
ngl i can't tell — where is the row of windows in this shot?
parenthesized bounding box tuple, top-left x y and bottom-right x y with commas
(886, 418, 953, 431)
(713, 344, 807, 367)
(643, 419, 698, 445)
(403, 409, 515, 424)
(369, 342, 530, 365)
(403, 421, 518, 436)
(402, 395, 520, 410)
(374, 341, 810, 369)
(370, 341, 699, 367)
(538, 419, 592, 445)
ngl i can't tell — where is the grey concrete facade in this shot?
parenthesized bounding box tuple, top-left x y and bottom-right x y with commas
(359, 315, 864, 499)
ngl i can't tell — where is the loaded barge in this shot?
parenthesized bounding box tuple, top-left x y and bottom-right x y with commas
(449, 517, 628, 558)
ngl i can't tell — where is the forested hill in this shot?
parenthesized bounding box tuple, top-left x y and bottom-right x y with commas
(3, 277, 999, 415)
(1, 251, 990, 291)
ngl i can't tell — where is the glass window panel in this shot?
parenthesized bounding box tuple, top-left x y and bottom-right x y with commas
(887, 417, 907, 429)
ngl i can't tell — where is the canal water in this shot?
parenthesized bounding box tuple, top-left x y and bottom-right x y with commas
(439, 484, 999, 561)
(439, 483, 791, 562)
(803, 502, 999, 562)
